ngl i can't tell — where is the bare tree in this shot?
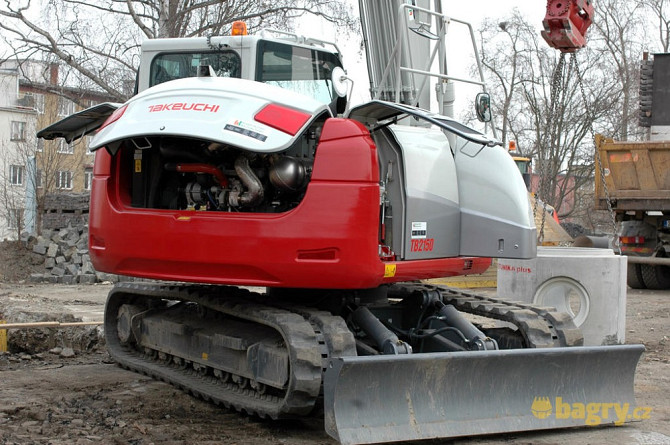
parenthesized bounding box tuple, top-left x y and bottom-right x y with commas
(0, 110, 83, 238)
(591, 0, 647, 141)
(0, 0, 356, 102)
(476, 10, 623, 223)
(643, 0, 670, 52)
(478, 10, 537, 147)
(0, 136, 33, 240)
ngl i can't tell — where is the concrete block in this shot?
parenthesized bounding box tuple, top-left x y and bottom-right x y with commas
(63, 246, 77, 261)
(46, 243, 59, 258)
(29, 273, 44, 283)
(66, 264, 80, 276)
(55, 256, 66, 265)
(51, 267, 66, 277)
(61, 275, 76, 285)
(79, 274, 97, 284)
(32, 244, 47, 255)
(497, 247, 627, 346)
(81, 261, 96, 275)
(45, 258, 56, 269)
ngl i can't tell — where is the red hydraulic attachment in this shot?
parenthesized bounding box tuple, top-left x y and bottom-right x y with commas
(541, 0, 594, 53)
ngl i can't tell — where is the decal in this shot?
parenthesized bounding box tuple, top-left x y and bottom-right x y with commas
(499, 264, 532, 274)
(224, 119, 268, 142)
(411, 221, 427, 239)
(148, 103, 220, 112)
(384, 264, 397, 278)
(410, 238, 434, 252)
(609, 152, 638, 163)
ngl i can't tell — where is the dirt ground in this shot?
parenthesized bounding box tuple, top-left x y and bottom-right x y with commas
(0, 279, 668, 444)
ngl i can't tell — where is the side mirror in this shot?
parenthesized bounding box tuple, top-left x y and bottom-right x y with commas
(475, 92, 492, 122)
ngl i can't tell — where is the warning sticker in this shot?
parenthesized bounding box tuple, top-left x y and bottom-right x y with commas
(411, 222, 427, 239)
(384, 264, 397, 278)
(224, 119, 267, 142)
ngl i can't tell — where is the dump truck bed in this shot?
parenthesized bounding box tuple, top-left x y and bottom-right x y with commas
(595, 133, 670, 211)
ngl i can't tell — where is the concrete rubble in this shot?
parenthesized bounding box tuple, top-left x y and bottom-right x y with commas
(23, 225, 120, 285)
(18, 192, 125, 284)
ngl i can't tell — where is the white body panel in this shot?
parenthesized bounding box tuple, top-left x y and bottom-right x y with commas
(389, 125, 461, 259)
(90, 77, 330, 153)
(390, 126, 459, 204)
(454, 140, 536, 258)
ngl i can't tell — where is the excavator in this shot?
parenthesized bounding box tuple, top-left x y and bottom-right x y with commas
(38, 1, 642, 444)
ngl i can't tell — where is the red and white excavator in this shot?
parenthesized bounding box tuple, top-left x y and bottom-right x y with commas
(39, 1, 642, 444)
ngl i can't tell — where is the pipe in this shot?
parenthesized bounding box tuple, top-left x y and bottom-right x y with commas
(627, 256, 670, 266)
(0, 321, 103, 330)
(230, 156, 264, 207)
(166, 163, 229, 187)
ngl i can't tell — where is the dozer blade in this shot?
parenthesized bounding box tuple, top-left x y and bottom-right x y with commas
(324, 345, 644, 445)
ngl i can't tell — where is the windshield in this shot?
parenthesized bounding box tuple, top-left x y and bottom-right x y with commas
(257, 40, 342, 105)
(150, 51, 242, 87)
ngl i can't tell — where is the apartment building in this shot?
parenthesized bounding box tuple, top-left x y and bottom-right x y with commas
(0, 60, 117, 239)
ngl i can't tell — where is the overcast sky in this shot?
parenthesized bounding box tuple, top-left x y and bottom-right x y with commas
(306, 1, 549, 108)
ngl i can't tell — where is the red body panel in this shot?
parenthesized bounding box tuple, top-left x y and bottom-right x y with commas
(89, 118, 490, 288)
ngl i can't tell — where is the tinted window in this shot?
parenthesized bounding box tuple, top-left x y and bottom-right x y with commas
(150, 51, 241, 87)
(257, 40, 342, 105)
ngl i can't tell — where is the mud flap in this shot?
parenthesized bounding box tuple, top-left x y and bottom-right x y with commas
(324, 345, 644, 445)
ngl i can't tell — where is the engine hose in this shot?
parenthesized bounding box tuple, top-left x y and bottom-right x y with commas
(165, 163, 229, 187)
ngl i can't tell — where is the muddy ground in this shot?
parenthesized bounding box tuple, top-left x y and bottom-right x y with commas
(0, 282, 668, 445)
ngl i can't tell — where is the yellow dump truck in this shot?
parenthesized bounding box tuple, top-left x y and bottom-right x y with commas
(595, 133, 670, 289)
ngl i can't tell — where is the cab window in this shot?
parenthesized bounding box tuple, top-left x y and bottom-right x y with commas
(257, 40, 342, 105)
(150, 51, 242, 87)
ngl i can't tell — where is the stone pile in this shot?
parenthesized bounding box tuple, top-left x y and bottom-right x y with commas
(25, 224, 119, 284)
(42, 193, 89, 231)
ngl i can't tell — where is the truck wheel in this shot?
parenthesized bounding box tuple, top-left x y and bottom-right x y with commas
(640, 264, 670, 290)
(627, 264, 646, 289)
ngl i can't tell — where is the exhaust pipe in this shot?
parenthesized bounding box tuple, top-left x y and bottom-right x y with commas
(229, 156, 264, 207)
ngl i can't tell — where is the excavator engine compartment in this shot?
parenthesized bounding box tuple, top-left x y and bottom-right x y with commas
(116, 115, 325, 214)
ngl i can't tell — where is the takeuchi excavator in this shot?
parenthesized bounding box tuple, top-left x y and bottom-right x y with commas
(38, 1, 642, 444)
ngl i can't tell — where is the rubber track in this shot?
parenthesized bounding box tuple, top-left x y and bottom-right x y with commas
(105, 283, 327, 419)
(390, 283, 584, 347)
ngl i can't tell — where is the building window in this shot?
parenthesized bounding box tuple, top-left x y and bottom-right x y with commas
(7, 208, 23, 229)
(58, 97, 75, 116)
(56, 170, 73, 189)
(10, 121, 26, 141)
(33, 93, 45, 114)
(10, 165, 25, 185)
(57, 139, 74, 154)
(36, 169, 43, 188)
(84, 168, 93, 191)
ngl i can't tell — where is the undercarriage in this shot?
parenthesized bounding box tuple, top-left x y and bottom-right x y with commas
(104, 282, 642, 444)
